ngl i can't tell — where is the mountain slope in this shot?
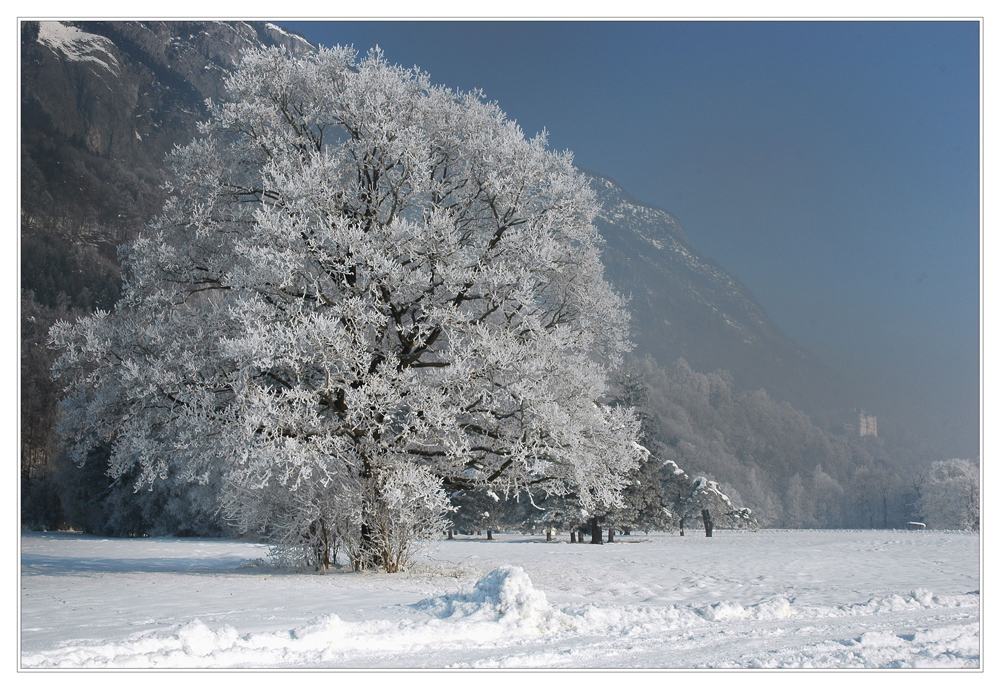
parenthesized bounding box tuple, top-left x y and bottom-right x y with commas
(587, 170, 850, 417)
(21, 20, 313, 306)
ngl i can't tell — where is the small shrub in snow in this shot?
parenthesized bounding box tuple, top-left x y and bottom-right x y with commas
(917, 459, 979, 530)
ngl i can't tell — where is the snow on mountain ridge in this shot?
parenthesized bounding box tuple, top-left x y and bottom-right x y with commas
(264, 22, 315, 49)
(37, 22, 120, 76)
(589, 172, 767, 342)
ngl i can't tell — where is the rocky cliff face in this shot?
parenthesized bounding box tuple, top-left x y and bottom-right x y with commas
(20, 20, 314, 310)
(24, 21, 312, 166)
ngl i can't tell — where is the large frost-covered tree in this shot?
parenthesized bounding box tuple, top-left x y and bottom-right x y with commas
(50, 46, 644, 571)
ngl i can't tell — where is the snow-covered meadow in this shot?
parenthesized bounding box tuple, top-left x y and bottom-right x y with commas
(20, 529, 979, 669)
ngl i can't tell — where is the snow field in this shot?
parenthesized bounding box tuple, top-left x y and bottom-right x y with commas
(20, 529, 979, 669)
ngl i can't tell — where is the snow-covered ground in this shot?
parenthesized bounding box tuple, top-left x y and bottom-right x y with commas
(20, 529, 979, 669)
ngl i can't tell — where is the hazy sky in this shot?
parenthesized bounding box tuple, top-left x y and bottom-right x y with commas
(277, 20, 981, 456)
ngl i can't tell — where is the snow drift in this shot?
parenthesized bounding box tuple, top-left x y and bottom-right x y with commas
(20, 530, 980, 668)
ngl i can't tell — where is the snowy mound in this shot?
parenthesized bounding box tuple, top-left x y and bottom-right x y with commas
(695, 597, 794, 621)
(416, 566, 554, 627)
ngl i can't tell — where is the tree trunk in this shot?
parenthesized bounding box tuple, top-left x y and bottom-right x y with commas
(309, 518, 333, 570)
(679, 517, 685, 536)
(590, 516, 603, 544)
(578, 528, 586, 543)
(447, 529, 454, 540)
(570, 531, 576, 543)
(354, 460, 382, 571)
(607, 528, 615, 542)
(702, 508, 714, 537)
(546, 528, 553, 542)
(486, 528, 493, 540)
(623, 528, 631, 536)
(356, 520, 376, 570)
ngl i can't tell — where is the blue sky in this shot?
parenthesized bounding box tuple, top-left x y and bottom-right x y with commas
(277, 20, 981, 456)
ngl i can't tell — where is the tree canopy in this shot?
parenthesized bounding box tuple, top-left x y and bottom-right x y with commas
(50, 46, 643, 570)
